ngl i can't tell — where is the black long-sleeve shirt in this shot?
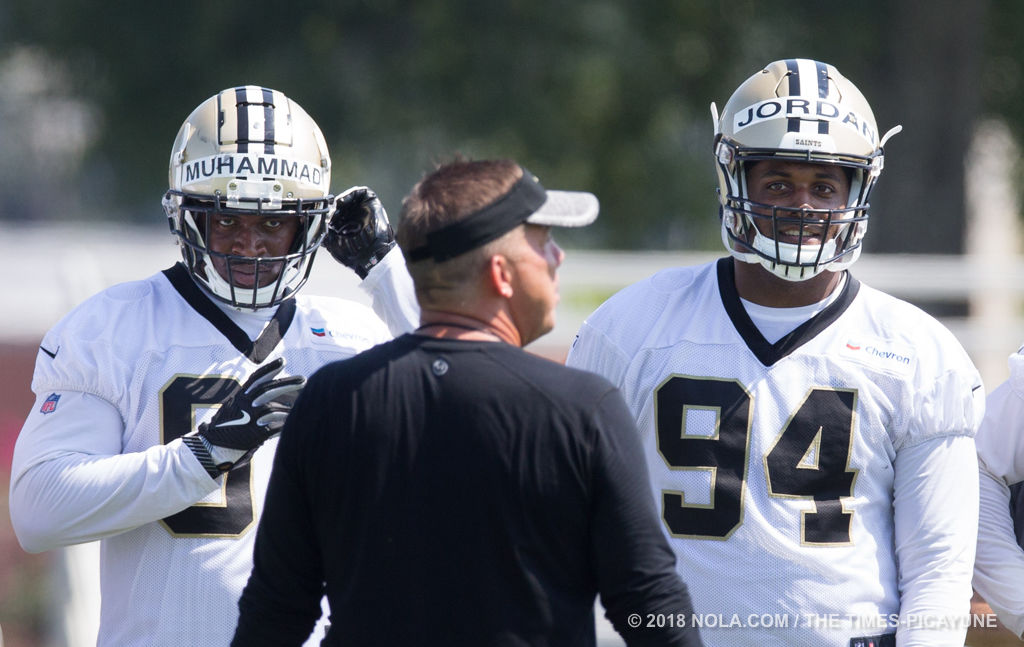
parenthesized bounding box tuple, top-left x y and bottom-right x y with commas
(233, 334, 702, 646)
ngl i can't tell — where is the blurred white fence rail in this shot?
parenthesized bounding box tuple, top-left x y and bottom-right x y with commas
(1, 224, 1022, 388)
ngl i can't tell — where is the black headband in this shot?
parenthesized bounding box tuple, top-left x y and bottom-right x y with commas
(406, 169, 547, 263)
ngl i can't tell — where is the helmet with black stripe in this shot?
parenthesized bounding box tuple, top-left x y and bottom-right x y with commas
(163, 86, 332, 309)
(711, 59, 901, 281)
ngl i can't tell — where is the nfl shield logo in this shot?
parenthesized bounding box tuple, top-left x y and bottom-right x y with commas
(40, 393, 60, 414)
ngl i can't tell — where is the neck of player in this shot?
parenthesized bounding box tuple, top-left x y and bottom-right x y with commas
(733, 259, 846, 308)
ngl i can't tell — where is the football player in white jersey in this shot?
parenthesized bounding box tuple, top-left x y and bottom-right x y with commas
(566, 59, 984, 647)
(974, 349, 1024, 640)
(8, 86, 418, 646)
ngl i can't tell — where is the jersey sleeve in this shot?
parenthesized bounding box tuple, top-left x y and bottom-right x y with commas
(888, 315, 983, 645)
(973, 352, 1024, 637)
(10, 389, 216, 552)
(9, 294, 220, 553)
(892, 434, 978, 647)
(32, 302, 135, 407)
(565, 271, 687, 390)
(359, 248, 419, 336)
(565, 320, 633, 389)
(587, 385, 703, 646)
(898, 319, 984, 450)
(976, 352, 1024, 485)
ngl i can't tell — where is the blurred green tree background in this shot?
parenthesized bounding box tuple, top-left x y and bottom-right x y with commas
(0, 0, 1018, 254)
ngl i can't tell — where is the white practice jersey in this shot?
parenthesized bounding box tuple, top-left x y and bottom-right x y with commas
(974, 348, 1024, 637)
(567, 259, 984, 647)
(10, 263, 395, 647)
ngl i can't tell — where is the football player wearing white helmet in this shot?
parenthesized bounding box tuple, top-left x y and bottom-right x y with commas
(9, 86, 417, 647)
(567, 59, 983, 647)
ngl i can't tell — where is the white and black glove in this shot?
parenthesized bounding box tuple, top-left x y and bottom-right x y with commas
(324, 186, 396, 279)
(183, 357, 305, 478)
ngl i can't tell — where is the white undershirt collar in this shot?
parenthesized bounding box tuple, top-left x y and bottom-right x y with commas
(212, 299, 277, 341)
(739, 274, 846, 344)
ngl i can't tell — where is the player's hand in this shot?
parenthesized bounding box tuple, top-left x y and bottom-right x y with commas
(186, 358, 305, 476)
(324, 186, 396, 279)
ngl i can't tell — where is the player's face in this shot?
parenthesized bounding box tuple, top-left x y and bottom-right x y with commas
(205, 214, 300, 288)
(744, 160, 851, 246)
(507, 224, 564, 346)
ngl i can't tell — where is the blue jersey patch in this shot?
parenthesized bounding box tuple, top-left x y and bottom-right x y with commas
(40, 393, 61, 414)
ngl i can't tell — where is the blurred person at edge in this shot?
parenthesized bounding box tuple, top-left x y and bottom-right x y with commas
(972, 344, 1024, 647)
(232, 158, 704, 647)
(567, 59, 984, 647)
(8, 85, 418, 646)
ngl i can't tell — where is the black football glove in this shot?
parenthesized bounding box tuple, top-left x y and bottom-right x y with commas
(183, 358, 305, 477)
(324, 186, 396, 279)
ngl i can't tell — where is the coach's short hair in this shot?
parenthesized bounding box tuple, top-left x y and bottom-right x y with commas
(397, 158, 524, 307)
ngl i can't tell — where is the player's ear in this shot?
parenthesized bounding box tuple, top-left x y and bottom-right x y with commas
(488, 254, 514, 299)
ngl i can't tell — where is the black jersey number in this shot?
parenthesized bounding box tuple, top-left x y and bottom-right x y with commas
(655, 376, 857, 545)
(159, 375, 255, 538)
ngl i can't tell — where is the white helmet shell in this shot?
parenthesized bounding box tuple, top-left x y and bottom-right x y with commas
(712, 59, 901, 281)
(163, 86, 333, 308)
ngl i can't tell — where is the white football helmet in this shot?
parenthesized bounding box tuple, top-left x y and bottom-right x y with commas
(712, 59, 902, 281)
(163, 86, 332, 309)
